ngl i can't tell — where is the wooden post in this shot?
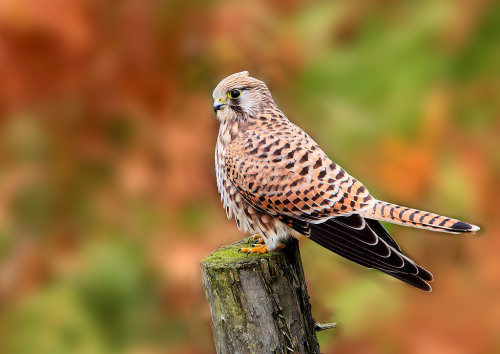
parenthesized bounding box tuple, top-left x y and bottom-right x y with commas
(201, 237, 335, 353)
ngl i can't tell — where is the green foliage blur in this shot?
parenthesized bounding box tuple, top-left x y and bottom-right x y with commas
(0, 0, 499, 353)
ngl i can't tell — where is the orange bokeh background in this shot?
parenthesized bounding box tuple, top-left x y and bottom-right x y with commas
(0, 0, 499, 353)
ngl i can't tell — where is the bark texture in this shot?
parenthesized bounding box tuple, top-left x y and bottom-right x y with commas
(201, 238, 320, 354)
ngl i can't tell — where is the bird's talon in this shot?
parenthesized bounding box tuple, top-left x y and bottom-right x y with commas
(239, 244, 268, 254)
(253, 238, 265, 245)
(249, 234, 265, 245)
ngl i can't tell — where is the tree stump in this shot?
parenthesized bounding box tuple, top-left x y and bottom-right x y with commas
(201, 237, 335, 353)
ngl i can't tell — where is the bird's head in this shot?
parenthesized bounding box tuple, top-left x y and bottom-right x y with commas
(212, 71, 273, 122)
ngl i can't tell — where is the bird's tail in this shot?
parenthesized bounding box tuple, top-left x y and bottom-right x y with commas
(361, 200, 480, 233)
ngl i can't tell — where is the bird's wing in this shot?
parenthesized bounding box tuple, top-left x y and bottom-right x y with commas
(308, 215, 433, 291)
(224, 119, 375, 223)
(274, 212, 433, 291)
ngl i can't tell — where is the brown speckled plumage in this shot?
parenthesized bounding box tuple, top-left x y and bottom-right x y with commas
(213, 71, 479, 291)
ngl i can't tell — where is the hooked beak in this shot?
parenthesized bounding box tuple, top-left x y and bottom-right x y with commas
(213, 97, 227, 113)
(213, 102, 226, 113)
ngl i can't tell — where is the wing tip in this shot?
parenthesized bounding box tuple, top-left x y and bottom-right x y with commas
(418, 267, 434, 282)
(386, 271, 433, 292)
(423, 283, 433, 292)
(420, 282, 433, 292)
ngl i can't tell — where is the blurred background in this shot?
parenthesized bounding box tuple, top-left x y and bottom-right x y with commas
(0, 0, 499, 353)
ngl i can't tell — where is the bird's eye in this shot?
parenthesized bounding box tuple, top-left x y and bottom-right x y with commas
(228, 89, 241, 99)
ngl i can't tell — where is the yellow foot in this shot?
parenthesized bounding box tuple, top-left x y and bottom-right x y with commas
(276, 243, 286, 250)
(239, 236, 287, 254)
(251, 234, 265, 244)
(240, 244, 267, 255)
(247, 234, 265, 244)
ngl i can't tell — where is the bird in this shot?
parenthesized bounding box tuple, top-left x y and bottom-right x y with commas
(212, 71, 479, 291)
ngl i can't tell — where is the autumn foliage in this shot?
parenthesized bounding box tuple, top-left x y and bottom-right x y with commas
(0, 0, 499, 353)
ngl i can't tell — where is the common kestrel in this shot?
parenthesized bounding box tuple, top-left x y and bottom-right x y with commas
(213, 71, 479, 291)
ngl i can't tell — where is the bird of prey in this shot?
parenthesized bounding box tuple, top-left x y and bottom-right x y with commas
(212, 71, 479, 291)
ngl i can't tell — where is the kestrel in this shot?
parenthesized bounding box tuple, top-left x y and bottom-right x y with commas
(213, 71, 479, 291)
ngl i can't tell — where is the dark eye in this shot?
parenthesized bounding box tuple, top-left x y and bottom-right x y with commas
(229, 89, 241, 99)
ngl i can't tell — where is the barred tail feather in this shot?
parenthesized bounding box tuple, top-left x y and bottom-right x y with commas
(362, 200, 480, 233)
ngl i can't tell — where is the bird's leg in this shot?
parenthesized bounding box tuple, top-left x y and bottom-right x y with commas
(239, 235, 286, 254)
(241, 234, 267, 254)
(251, 234, 265, 245)
(240, 243, 267, 254)
(247, 234, 264, 243)
(276, 243, 286, 250)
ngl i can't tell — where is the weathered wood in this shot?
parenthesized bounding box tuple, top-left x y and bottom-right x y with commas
(201, 237, 330, 353)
